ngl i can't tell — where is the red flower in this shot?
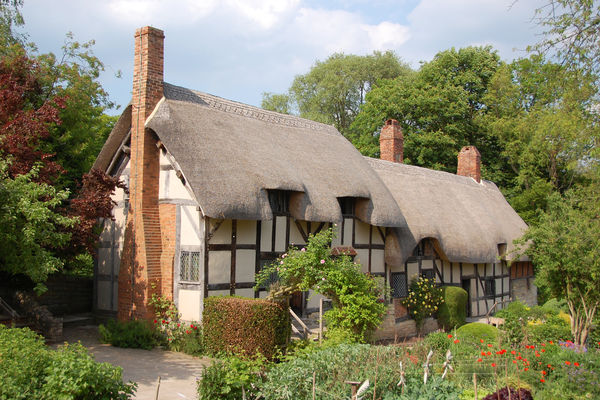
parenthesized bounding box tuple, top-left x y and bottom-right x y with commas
(540, 378, 545, 383)
(549, 341, 554, 344)
(492, 363, 496, 367)
(186, 330, 190, 334)
(481, 351, 486, 356)
(153, 320, 157, 324)
(541, 349, 546, 353)
(547, 364, 552, 368)
(487, 344, 493, 347)
(524, 367, 529, 371)
(480, 339, 484, 343)
(162, 320, 166, 324)
(454, 339, 459, 344)
(565, 361, 571, 365)
(477, 358, 483, 362)
(542, 370, 547, 376)
(511, 350, 516, 355)
(513, 360, 517, 364)
(487, 351, 492, 356)
(448, 334, 453, 338)
(574, 362, 580, 367)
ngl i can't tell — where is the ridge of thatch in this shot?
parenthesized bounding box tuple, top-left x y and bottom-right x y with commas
(367, 157, 528, 265)
(124, 83, 407, 226)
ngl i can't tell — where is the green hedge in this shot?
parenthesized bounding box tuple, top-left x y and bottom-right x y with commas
(456, 322, 499, 346)
(437, 286, 468, 330)
(0, 325, 135, 399)
(98, 319, 156, 350)
(202, 296, 290, 359)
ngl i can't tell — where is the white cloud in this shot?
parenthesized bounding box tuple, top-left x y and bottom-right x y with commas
(229, 0, 300, 29)
(107, 0, 218, 25)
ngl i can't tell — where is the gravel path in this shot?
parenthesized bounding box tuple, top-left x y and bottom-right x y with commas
(57, 325, 212, 400)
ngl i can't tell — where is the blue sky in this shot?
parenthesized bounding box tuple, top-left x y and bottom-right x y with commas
(19, 0, 542, 114)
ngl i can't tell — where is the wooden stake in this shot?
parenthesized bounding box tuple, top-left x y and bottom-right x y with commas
(319, 297, 323, 344)
(312, 371, 316, 400)
(473, 373, 477, 400)
(154, 376, 161, 400)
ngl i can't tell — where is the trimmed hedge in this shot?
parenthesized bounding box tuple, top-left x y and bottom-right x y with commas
(437, 286, 468, 330)
(203, 296, 290, 359)
(456, 322, 499, 346)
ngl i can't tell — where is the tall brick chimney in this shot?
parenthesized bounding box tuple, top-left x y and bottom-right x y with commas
(379, 119, 403, 163)
(457, 146, 481, 183)
(118, 26, 165, 321)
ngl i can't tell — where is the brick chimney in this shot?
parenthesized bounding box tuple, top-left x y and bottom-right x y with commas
(457, 146, 481, 183)
(379, 119, 403, 163)
(118, 26, 165, 321)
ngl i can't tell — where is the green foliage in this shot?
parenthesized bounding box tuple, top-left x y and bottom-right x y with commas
(0, 161, 75, 293)
(265, 51, 411, 143)
(387, 375, 461, 400)
(542, 298, 569, 315)
(424, 331, 453, 353)
(527, 315, 572, 344)
(0, 325, 135, 399)
(255, 228, 387, 343)
(98, 319, 156, 350)
(402, 276, 444, 335)
(456, 323, 499, 347)
(197, 355, 267, 400)
(352, 46, 502, 169)
(203, 296, 289, 359)
(259, 344, 407, 400)
(518, 185, 600, 346)
(438, 286, 468, 330)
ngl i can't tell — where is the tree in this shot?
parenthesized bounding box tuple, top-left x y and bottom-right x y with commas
(483, 55, 599, 223)
(0, 37, 122, 285)
(517, 185, 600, 346)
(352, 46, 504, 173)
(263, 51, 412, 142)
(531, 0, 600, 76)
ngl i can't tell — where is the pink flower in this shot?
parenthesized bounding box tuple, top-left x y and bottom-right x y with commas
(301, 248, 306, 252)
(322, 277, 326, 281)
(320, 259, 325, 264)
(280, 261, 284, 265)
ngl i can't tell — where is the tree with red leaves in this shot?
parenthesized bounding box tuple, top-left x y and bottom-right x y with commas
(0, 52, 122, 291)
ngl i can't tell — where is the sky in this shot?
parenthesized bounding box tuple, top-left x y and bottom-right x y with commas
(18, 0, 543, 114)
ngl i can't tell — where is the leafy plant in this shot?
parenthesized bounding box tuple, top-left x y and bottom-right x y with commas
(98, 319, 156, 350)
(255, 228, 387, 343)
(197, 355, 267, 400)
(438, 286, 468, 330)
(402, 276, 444, 335)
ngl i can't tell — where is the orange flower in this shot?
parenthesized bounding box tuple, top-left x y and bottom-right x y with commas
(565, 361, 571, 365)
(574, 362, 580, 367)
(454, 339, 460, 344)
(542, 370, 547, 376)
(480, 339, 484, 343)
(487, 344, 493, 347)
(540, 378, 545, 383)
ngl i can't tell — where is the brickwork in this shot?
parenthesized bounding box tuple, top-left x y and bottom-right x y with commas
(159, 203, 176, 299)
(118, 26, 166, 321)
(457, 146, 481, 183)
(374, 302, 439, 340)
(379, 119, 403, 163)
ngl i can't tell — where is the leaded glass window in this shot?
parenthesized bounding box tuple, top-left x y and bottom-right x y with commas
(180, 251, 201, 282)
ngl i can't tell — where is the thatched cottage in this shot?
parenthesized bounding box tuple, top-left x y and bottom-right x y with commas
(93, 26, 535, 337)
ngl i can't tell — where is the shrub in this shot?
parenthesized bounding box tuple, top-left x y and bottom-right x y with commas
(402, 276, 444, 335)
(203, 296, 290, 359)
(197, 355, 267, 400)
(0, 325, 135, 399)
(98, 318, 156, 350)
(424, 331, 453, 353)
(256, 228, 387, 343)
(542, 298, 568, 314)
(526, 315, 572, 344)
(482, 387, 533, 400)
(438, 286, 468, 330)
(386, 375, 461, 400)
(456, 323, 499, 346)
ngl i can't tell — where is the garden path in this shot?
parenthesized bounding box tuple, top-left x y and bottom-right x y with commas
(57, 325, 212, 400)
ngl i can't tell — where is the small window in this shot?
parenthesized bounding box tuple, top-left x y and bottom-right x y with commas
(337, 197, 356, 217)
(268, 190, 290, 215)
(391, 272, 408, 298)
(484, 278, 496, 297)
(180, 251, 201, 282)
(421, 269, 435, 282)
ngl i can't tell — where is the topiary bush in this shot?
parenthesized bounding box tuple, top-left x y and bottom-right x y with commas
(456, 322, 499, 347)
(0, 325, 136, 399)
(203, 296, 290, 359)
(98, 318, 156, 350)
(437, 286, 468, 330)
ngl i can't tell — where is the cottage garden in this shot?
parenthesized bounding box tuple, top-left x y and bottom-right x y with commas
(3, 229, 591, 399)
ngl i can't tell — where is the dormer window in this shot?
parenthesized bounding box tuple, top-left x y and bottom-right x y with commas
(338, 197, 356, 217)
(268, 190, 290, 216)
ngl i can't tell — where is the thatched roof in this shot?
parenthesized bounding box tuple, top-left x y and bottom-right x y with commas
(95, 83, 406, 227)
(367, 158, 528, 265)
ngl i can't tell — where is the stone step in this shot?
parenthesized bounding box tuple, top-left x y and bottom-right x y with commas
(62, 313, 94, 328)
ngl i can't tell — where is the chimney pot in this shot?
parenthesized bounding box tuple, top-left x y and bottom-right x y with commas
(457, 145, 481, 183)
(379, 119, 403, 163)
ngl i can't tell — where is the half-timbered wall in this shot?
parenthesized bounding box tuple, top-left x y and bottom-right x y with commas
(389, 239, 511, 320)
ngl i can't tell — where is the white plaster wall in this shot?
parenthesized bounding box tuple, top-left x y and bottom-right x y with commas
(237, 220, 256, 244)
(342, 218, 353, 246)
(371, 249, 385, 274)
(210, 219, 232, 244)
(354, 220, 370, 244)
(236, 250, 255, 283)
(180, 205, 201, 246)
(236, 289, 255, 298)
(159, 151, 194, 201)
(274, 216, 287, 252)
(179, 289, 202, 321)
(355, 249, 369, 273)
(289, 221, 306, 245)
(260, 220, 273, 251)
(208, 251, 230, 284)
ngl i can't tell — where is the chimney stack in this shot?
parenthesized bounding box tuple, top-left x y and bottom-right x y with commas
(457, 146, 481, 183)
(379, 119, 403, 163)
(119, 26, 165, 321)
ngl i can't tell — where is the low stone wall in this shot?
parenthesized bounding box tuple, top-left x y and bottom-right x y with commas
(511, 278, 537, 307)
(14, 291, 63, 342)
(374, 302, 439, 341)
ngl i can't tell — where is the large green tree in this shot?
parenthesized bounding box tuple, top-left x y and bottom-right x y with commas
(518, 184, 600, 346)
(352, 46, 503, 174)
(482, 55, 599, 223)
(262, 51, 412, 142)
